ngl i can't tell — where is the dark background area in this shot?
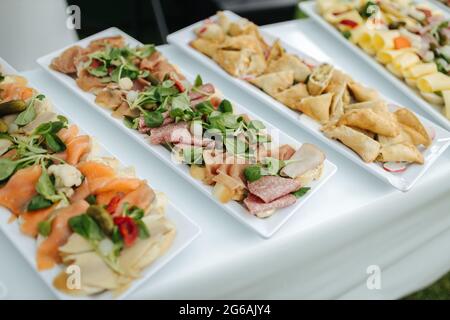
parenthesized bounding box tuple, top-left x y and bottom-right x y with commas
(67, 0, 299, 43)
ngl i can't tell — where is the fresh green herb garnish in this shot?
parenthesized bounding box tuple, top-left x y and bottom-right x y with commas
(44, 133, 66, 152)
(218, 99, 233, 113)
(194, 100, 215, 115)
(244, 165, 262, 182)
(194, 74, 203, 87)
(27, 194, 53, 211)
(38, 220, 52, 237)
(361, 1, 378, 18)
(36, 167, 56, 199)
(292, 187, 311, 198)
(85, 194, 97, 205)
(248, 120, 265, 131)
(143, 110, 164, 128)
(69, 214, 104, 242)
(0, 158, 17, 181)
(342, 30, 352, 39)
(123, 116, 139, 129)
(136, 220, 150, 239)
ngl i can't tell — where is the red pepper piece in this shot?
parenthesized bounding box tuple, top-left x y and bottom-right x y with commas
(210, 96, 222, 109)
(106, 194, 122, 215)
(173, 79, 185, 92)
(114, 216, 139, 247)
(339, 19, 358, 29)
(90, 59, 102, 68)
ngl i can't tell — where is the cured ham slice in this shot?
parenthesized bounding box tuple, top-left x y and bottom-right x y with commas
(50, 45, 84, 74)
(149, 122, 189, 145)
(247, 176, 301, 203)
(244, 193, 297, 215)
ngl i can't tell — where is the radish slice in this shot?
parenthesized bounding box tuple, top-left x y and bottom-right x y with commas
(383, 162, 407, 173)
(241, 75, 256, 81)
(426, 126, 436, 141)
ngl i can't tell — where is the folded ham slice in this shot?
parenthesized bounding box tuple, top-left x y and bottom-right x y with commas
(247, 175, 301, 203)
(244, 193, 297, 215)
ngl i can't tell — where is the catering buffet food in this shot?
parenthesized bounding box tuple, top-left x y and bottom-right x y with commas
(316, 0, 450, 120)
(49, 35, 327, 218)
(0, 65, 176, 296)
(189, 10, 434, 170)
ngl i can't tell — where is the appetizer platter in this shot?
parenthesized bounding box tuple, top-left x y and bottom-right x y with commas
(167, 10, 450, 191)
(301, 0, 450, 131)
(0, 57, 201, 299)
(37, 28, 337, 238)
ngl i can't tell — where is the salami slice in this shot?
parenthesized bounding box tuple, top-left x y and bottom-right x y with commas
(244, 193, 297, 215)
(247, 176, 301, 203)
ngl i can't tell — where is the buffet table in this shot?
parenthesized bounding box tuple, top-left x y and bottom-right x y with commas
(1, 19, 449, 299)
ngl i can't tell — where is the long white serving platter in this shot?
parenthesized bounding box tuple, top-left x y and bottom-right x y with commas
(300, 0, 450, 131)
(427, 0, 450, 14)
(0, 56, 201, 300)
(166, 10, 450, 192)
(37, 27, 337, 238)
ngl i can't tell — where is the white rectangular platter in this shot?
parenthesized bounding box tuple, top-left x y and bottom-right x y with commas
(427, 0, 450, 14)
(166, 10, 450, 192)
(37, 27, 337, 239)
(300, 0, 450, 131)
(0, 56, 201, 300)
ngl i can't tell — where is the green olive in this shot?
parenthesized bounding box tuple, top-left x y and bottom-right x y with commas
(0, 100, 27, 116)
(0, 120, 8, 133)
(146, 73, 160, 86)
(87, 205, 115, 236)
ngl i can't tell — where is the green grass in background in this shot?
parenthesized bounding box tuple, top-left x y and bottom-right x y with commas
(406, 271, 450, 300)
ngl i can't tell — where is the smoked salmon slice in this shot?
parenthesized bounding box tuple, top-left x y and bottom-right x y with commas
(93, 178, 141, 195)
(0, 165, 42, 216)
(0, 83, 34, 102)
(21, 205, 56, 238)
(36, 200, 89, 270)
(77, 161, 116, 191)
(57, 124, 79, 143)
(70, 179, 91, 202)
(77, 161, 116, 179)
(96, 190, 117, 206)
(115, 183, 155, 216)
(66, 135, 91, 165)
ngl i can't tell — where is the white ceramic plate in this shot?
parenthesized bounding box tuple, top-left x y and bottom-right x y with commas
(0, 56, 201, 300)
(166, 10, 450, 192)
(37, 27, 337, 238)
(300, 0, 450, 131)
(427, 0, 450, 14)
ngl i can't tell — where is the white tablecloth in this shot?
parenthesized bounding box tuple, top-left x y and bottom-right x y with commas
(1, 19, 449, 300)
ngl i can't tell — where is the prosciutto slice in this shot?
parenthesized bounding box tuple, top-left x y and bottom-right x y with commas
(247, 175, 301, 203)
